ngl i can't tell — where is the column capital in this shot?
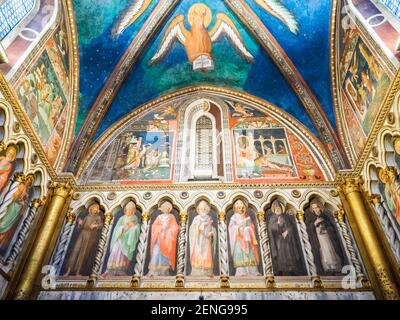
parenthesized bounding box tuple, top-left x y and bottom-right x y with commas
(141, 212, 150, 223)
(13, 172, 25, 184)
(296, 210, 305, 221)
(335, 209, 345, 222)
(66, 209, 76, 223)
(368, 194, 382, 205)
(30, 198, 44, 209)
(381, 167, 398, 181)
(218, 211, 226, 222)
(48, 181, 73, 199)
(104, 212, 113, 223)
(340, 177, 363, 195)
(179, 211, 188, 223)
(257, 211, 265, 222)
(0, 141, 6, 151)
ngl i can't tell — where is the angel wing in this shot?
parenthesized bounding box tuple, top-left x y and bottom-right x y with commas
(112, 0, 152, 37)
(209, 13, 254, 63)
(150, 15, 189, 64)
(255, 0, 299, 35)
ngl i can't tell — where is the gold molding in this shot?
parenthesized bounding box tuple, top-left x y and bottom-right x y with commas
(73, 181, 337, 192)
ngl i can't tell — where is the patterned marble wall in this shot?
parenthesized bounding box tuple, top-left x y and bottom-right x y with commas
(38, 290, 375, 300)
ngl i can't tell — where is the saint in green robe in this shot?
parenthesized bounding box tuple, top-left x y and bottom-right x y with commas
(105, 214, 141, 275)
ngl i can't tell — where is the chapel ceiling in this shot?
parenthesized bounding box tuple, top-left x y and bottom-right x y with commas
(70, 0, 346, 170)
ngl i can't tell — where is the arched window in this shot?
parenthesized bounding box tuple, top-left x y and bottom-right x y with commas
(379, 0, 400, 19)
(0, 0, 37, 40)
(195, 115, 213, 175)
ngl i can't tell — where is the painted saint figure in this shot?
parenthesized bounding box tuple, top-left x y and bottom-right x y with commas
(306, 199, 344, 275)
(63, 203, 103, 277)
(189, 200, 217, 276)
(102, 201, 141, 277)
(0, 145, 17, 193)
(228, 199, 260, 276)
(147, 201, 179, 276)
(268, 199, 303, 275)
(0, 175, 33, 254)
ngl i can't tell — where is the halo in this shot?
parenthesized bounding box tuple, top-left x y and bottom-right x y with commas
(188, 3, 212, 28)
(393, 137, 400, 155)
(379, 168, 388, 183)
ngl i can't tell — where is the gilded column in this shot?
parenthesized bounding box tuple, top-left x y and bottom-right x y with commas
(13, 182, 72, 300)
(296, 210, 322, 288)
(175, 211, 188, 288)
(340, 177, 400, 300)
(51, 209, 76, 274)
(131, 212, 150, 288)
(218, 211, 229, 288)
(256, 211, 274, 288)
(88, 212, 113, 285)
(5, 198, 45, 270)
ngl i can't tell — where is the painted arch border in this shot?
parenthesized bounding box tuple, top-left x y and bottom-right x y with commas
(331, 0, 398, 167)
(76, 86, 336, 183)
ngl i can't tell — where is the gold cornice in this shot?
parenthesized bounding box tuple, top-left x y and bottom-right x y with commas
(76, 86, 335, 180)
(73, 181, 337, 193)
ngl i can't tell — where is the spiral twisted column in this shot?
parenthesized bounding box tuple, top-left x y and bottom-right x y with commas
(13, 181, 72, 299)
(5, 198, 45, 269)
(369, 194, 400, 263)
(51, 210, 76, 274)
(176, 211, 188, 288)
(256, 211, 274, 288)
(218, 211, 230, 288)
(339, 177, 400, 300)
(0, 173, 25, 220)
(131, 212, 150, 288)
(296, 210, 322, 288)
(335, 208, 368, 287)
(88, 212, 113, 286)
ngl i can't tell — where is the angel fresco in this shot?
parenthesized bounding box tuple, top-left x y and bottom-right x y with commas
(149, 3, 254, 72)
(112, 0, 153, 36)
(254, 0, 299, 34)
(112, 1, 299, 36)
